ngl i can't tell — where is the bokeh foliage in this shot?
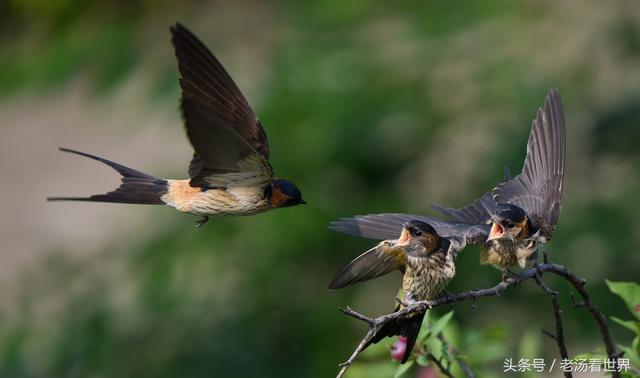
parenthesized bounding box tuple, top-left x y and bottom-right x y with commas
(1, 1, 640, 377)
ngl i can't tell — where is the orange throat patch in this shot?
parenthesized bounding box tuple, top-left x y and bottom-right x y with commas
(269, 186, 290, 208)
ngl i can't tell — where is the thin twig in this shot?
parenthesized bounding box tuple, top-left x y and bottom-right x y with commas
(533, 274, 571, 378)
(570, 292, 585, 309)
(544, 264, 619, 376)
(339, 306, 374, 325)
(336, 326, 379, 378)
(533, 273, 558, 296)
(335, 263, 620, 378)
(427, 354, 454, 378)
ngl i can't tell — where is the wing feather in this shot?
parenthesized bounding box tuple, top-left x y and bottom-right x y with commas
(431, 191, 496, 225)
(329, 241, 406, 289)
(329, 213, 489, 248)
(171, 23, 272, 188)
(492, 89, 565, 237)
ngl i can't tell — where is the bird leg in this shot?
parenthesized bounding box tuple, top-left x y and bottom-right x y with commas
(395, 297, 409, 308)
(501, 268, 515, 282)
(195, 216, 209, 228)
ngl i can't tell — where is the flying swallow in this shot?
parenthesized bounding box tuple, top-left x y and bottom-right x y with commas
(330, 89, 565, 275)
(48, 23, 305, 227)
(330, 220, 457, 363)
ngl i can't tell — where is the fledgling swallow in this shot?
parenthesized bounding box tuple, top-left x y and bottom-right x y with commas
(330, 220, 457, 363)
(330, 89, 565, 276)
(433, 89, 565, 271)
(48, 23, 305, 227)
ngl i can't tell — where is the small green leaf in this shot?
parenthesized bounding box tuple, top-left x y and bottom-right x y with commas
(619, 345, 640, 370)
(394, 360, 414, 378)
(606, 280, 640, 321)
(430, 311, 454, 337)
(416, 355, 430, 366)
(610, 316, 639, 333)
(425, 333, 443, 361)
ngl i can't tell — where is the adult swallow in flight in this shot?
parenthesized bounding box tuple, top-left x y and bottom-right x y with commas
(48, 23, 305, 227)
(330, 220, 457, 363)
(330, 89, 565, 275)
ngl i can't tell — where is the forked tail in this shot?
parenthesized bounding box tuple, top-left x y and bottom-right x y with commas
(47, 148, 168, 205)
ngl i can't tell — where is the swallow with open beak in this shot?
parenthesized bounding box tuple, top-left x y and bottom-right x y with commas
(330, 220, 456, 363)
(330, 89, 565, 276)
(48, 23, 305, 227)
(433, 89, 565, 271)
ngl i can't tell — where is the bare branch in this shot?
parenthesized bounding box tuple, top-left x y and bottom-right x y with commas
(336, 326, 379, 378)
(533, 273, 558, 296)
(335, 262, 620, 378)
(427, 354, 454, 378)
(533, 274, 571, 378)
(339, 306, 374, 325)
(570, 292, 585, 309)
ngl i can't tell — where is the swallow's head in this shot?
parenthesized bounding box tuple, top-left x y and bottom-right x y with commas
(269, 179, 305, 208)
(398, 220, 441, 255)
(487, 203, 528, 242)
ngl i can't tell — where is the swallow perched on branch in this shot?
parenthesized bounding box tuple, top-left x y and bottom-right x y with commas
(48, 24, 305, 227)
(330, 220, 457, 363)
(330, 89, 565, 276)
(434, 89, 565, 270)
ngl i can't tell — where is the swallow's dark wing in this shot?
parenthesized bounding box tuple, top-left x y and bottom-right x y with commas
(171, 23, 273, 188)
(329, 241, 406, 289)
(431, 191, 496, 225)
(329, 213, 489, 248)
(431, 167, 512, 224)
(493, 89, 565, 238)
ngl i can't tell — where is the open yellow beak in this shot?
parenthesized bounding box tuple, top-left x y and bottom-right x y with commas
(487, 222, 504, 242)
(397, 228, 411, 246)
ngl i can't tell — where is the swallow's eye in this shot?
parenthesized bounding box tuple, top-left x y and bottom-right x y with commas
(503, 221, 515, 229)
(414, 230, 422, 237)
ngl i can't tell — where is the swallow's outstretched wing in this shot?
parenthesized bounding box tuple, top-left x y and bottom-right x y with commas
(329, 240, 407, 289)
(171, 23, 273, 189)
(329, 213, 489, 249)
(431, 166, 513, 224)
(431, 191, 496, 225)
(492, 89, 565, 239)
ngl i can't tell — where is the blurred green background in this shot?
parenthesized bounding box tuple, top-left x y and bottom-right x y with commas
(1, 0, 639, 377)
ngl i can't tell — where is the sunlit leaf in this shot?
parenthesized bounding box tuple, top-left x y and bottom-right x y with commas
(610, 316, 639, 333)
(606, 280, 640, 321)
(430, 311, 454, 338)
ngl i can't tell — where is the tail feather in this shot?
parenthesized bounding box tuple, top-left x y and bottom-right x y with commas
(47, 148, 168, 205)
(363, 308, 425, 364)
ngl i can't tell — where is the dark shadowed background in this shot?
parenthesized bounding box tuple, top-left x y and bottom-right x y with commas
(0, 1, 639, 377)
